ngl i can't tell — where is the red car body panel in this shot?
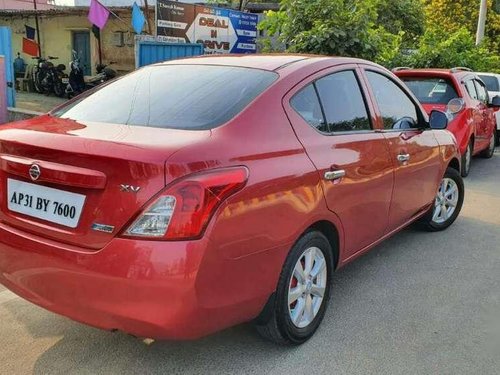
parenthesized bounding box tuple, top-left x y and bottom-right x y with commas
(0, 55, 460, 339)
(395, 69, 497, 156)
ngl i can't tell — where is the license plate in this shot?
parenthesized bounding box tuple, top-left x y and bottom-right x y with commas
(7, 179, 86, 228)
(62, 78, 69, 84)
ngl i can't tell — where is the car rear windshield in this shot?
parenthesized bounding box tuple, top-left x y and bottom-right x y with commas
(52, 65, 278, 130)
(400, 77, 459, 104)
(478, 74, 500, 92)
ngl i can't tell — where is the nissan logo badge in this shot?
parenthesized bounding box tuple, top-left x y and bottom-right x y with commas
(29, 164, 41, 181)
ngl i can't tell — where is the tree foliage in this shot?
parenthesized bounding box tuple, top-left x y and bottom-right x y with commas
(258, 0, 408, 65)
(376, 0, 425, 47)
(258, 0, 500, 72)
(397, 27, 500, 72)
(423, 0, 500, 53)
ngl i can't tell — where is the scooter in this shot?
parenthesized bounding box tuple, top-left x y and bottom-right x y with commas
(65, 51, 117, 98)
(65, 50, 85, 98)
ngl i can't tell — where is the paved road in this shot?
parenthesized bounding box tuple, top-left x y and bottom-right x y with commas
(1, 152, 499, 375)
(15, 92, 66, 113)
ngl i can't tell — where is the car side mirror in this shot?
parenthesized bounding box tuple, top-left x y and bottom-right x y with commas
(429, 110, 448, 130)
(489, 95, 500, 108)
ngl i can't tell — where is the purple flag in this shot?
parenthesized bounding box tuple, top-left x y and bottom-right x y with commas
(88, 0, 110, 29)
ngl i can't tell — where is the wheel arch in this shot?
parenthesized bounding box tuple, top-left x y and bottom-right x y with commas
(447, 157, 460, 173)
(307, 220, 340, 270)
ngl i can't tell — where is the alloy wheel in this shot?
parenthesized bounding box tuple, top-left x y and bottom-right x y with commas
(432, 178, 459, 224)
(288, 246, 327, 328)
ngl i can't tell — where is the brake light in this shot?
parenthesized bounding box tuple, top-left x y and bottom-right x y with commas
(123, 167, 248, 240)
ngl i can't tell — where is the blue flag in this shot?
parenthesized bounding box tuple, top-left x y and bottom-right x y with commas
(131, 2, 145, 34)
(25, 25, 36, 40)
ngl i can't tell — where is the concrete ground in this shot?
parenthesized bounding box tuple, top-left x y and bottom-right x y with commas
(14, 91, 66, 113)
(0, 152, 499, 375)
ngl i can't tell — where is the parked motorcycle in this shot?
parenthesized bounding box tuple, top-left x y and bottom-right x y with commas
(85, 62, 117, 88)
(31, 56, 66, 96)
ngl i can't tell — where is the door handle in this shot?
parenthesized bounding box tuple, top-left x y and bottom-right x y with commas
(324, 170, 345, 181)
(397, 154, 410, 163)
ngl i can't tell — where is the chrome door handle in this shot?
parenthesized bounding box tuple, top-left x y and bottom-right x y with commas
(324, 170, 345, 181)
(397, 154, 410, 163)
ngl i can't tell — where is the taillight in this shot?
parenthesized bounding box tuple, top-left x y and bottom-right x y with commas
(123, 167, 248, 240)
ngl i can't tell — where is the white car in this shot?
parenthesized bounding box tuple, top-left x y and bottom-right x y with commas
(478, 72, 500, 144)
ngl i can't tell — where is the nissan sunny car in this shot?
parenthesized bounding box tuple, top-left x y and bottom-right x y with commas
(0, 55, 463, 345)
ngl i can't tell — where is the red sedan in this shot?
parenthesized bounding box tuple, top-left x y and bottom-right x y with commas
(0, 55, 463, 345)
(395, 68, 500, 177)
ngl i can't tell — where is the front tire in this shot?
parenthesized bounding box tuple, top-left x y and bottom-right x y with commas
(255, 231, 333, 345)
(419, 167, 464, 232)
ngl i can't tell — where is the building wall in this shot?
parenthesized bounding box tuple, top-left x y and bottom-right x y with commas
(0, 11, 154, 75)
(0, 0, 53, 10)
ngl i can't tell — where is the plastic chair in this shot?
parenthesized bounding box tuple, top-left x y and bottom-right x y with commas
(16, 65, 32, 92)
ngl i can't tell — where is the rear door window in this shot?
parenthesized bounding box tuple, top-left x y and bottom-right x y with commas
(290, 84, 328, 132)
(315, 71, 371, 132)
(464, 80, 478, 100)
(474, 80, 489, 104)
(52, 65, 278, 130)
(400, 77, 458, 104)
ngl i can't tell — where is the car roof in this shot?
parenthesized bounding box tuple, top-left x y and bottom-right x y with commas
(476, 72, 500, 78)
(394, 68, 473, 78)
(157, 54, 374, 72)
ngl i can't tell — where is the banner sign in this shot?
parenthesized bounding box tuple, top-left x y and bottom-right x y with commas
(156, 0, 258, 54)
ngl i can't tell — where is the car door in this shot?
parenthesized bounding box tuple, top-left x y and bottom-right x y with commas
(283, 66, 394, 257)
(463, 78, 485, 152)
(361, 67, 442, 231)
(474, 78, 495, 147)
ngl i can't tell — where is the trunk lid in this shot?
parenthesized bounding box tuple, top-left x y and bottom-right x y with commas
(0, 115, 210, 250)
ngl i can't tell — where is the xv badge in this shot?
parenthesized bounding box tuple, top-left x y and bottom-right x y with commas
(120, 184, 141, 193)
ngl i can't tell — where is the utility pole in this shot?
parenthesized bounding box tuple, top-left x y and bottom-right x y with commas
(144, 0, 152, 35)
(476, 0, 487, 45)
(32, 0, 42, 56)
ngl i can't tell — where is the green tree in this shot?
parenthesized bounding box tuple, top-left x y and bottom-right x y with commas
(395, 27, 500, 72)
(424, 0, 500, 53)
(258, 0, 403, 65)
(375, 0, 425, 47)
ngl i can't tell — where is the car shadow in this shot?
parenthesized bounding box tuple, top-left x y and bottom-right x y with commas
(2, 215, 498, 374)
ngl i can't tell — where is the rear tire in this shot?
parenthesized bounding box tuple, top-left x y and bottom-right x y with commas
(461, 141, 472, 177)
(419, 167, 464, 232)
(255, 231, 333, 345)
(53, 81, 65, 98)
(480, 132, 495, 159)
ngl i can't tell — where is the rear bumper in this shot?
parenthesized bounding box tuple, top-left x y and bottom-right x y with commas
(0, 222, 270, 339)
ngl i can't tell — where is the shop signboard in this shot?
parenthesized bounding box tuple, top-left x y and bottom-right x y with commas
(156, 0, 258, 54)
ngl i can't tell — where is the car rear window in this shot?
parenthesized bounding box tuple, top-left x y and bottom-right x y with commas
(52, 65, 278, 130)
(478, 74, 500, 92)
(400, 77, 459, 104)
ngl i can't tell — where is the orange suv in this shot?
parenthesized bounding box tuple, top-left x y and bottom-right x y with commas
(395, 67, 500, 177)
